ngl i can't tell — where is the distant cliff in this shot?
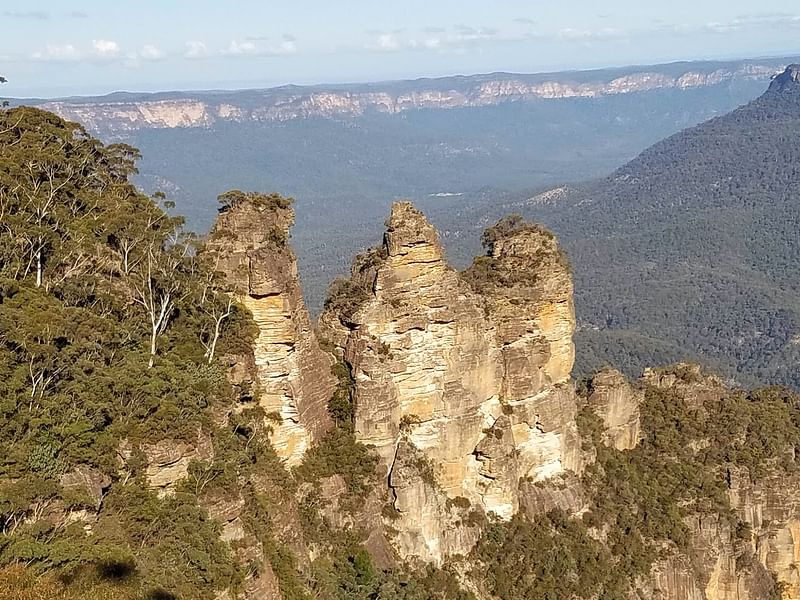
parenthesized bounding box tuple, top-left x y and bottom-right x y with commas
(29, 58, 789, 135)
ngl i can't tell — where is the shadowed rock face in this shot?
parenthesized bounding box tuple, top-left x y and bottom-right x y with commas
(769, 64, 800, 93)
(319, 201, 583, 562)
(206, 197, 334, 466)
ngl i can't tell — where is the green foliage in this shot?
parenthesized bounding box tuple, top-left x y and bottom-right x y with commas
(469, 368, 800, 599)
(0, 563, 142, 600)
(295, 429, 379, 499)
(299, 500, 472, 600)
(328, 362, 356, 430)
(530, 84, 800, 389)
(323, 244, 386, 323)
(573, 368, 800, 596)
(461, 214, 563, 291)
(480, 213, 554, 254)
(473, 511, 621, 600)
(324, 277, 371, 322)
(0, 108, 259, 598)
(1, 482, 241, 599)
(217, 189, 293, 212)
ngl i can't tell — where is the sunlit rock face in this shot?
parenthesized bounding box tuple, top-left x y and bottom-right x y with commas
(318, 201, 582, 561)
(206, 196, 334, 467)
(587, 368, 642, 451)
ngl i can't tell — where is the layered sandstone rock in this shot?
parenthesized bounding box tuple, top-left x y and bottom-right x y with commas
(643, 512, 775, 600)
(117, 435, 213, 496)
(587, 368, 642, 450)
(631, 367, 800, 600)
(318, 202, 582, 561)
(206, 193, 335, 466)
(728, 467, 800, 600)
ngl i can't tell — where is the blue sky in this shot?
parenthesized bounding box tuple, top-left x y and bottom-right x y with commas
(3, 1, 800, 97)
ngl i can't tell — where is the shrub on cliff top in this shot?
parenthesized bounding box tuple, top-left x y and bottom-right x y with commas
(480, 213, 555, 255)
(324, 277, 371, 322)
(217, 190, 293, 212)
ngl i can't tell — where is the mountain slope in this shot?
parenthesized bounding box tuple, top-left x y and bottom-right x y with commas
(514, 65, 800, 387)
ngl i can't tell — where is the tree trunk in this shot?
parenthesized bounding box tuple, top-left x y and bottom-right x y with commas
(35, 247, 42, 288)
(148, 324, 158, 369)
(205, 299, 233, 365)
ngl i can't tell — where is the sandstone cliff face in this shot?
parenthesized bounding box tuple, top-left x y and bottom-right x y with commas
(196, 197, 800, 597)
(318, 202, 582, 562)
(38, 63, 779, 134)
(727, 467, 800, 600)
(642, 512, 776, 600)
(206, 196, 334, 466)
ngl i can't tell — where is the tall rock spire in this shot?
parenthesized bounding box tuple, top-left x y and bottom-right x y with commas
(318, 201, 583, 563)
(205, 192, 335, 466)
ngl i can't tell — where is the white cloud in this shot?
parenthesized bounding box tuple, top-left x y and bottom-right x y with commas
(276, 39, 297, 55)
(184, 40, 208, 58)
(139, 44, 164, 61)
(92, 39, 120, 58)
(377, 34, 400, 51)
(369, 26, 502, 53)
(31, 44, 80, 62)
(225, 40, 258, 55)
(223, 38, 297, 57)
(556, 27, 625, 41)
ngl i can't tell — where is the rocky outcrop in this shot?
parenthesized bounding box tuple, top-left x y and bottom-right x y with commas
(587, 368, 642, 450)
(117, 435, 213, 496)
(643, 512, 776, 600)
(319, 202, 583, 561)
(629, 367, 799, 600)
(728, 467, 800, 600)
(37, 61, 781, 134)
(59, 466, 111, 510)
(205, 193, 335, 466)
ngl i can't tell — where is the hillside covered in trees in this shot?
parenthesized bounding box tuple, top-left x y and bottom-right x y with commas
(423, 64, 800, 389)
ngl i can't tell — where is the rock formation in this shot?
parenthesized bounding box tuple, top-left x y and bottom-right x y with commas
(318, 202, 583, 561)
(592, 365, 800, 600)
(195, 198, 800, 596)
(586, 368, 642, 451)
(205, 193, 335, 466)
(769, 64, 800, 92)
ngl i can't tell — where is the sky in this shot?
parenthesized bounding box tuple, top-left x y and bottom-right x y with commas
(3, 1, 800, 98)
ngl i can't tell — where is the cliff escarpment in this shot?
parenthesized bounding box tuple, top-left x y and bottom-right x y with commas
(36, 61, 781, 134)
(225, 200, 800, 599)
(215, 200, 800, 599)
